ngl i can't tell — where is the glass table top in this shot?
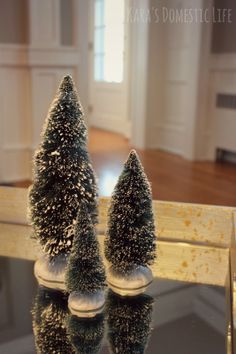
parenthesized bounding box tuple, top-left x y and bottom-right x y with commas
(0, 256, 227, 354)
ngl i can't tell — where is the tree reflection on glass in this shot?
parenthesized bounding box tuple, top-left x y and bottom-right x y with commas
(67, 313, 105, 354)
(106, 290, 154, 354)
(32, 287, 73, 354)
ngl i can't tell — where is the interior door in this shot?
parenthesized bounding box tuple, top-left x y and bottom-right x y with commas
(88, 0, 130, 137)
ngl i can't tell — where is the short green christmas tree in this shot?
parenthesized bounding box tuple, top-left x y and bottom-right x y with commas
(65, 207, 106, 294)
(105, 150, 156, 274)
(29, 75, 98, 258)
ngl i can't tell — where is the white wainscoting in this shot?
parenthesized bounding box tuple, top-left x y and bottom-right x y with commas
(0, 45, 79, 182)
(0, 0, 81, 182)
(0, 59, 31, 182)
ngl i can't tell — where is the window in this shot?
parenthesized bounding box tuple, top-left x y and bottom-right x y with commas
(94, 0, 125, 83)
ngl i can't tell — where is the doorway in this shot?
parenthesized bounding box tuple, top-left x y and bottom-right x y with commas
(88, 0, 131, 138)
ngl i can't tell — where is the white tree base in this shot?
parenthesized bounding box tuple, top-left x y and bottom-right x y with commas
(107, 266, 153, 296)
(68, 290, 105, 318)
(34, 254, 67, 291)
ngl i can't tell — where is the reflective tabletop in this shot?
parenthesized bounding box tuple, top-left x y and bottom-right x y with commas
(0, 256, 227, 354)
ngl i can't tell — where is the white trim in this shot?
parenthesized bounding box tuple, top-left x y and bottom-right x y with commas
(0, 45, 80, 67)
(0, 45, 28, 66)
(130, 0, 150, 148)
(28, 47, 79, 67)
(0, 2, 81, 182)
(181, 0, 204, 160)
(193, 0, 213, 160)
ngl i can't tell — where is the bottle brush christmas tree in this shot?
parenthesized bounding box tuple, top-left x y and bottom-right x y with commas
(106, 290, 153, 354)
(65, 206, 106, 317)
(105, 150, 156, 296)
(29, 75, 98, 290)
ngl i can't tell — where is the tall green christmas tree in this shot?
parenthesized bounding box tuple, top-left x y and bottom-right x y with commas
(65, 207, 106, 294)
(105, 150, 156, 274)
(29, 75, 98, 258)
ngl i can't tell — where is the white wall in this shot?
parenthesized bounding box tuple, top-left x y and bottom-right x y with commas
(206, 55, 236, 158)
(207, 0, 236, 157)
(140, 0, 212, 160)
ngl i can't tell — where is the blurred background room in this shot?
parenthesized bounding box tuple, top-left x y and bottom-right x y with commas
(0, 0, 236, 206)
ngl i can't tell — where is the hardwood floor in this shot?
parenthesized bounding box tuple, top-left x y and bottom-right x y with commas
(9, 128, 236, 207)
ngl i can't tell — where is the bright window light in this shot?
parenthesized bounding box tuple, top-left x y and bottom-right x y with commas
(94, 0, 125, 83)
